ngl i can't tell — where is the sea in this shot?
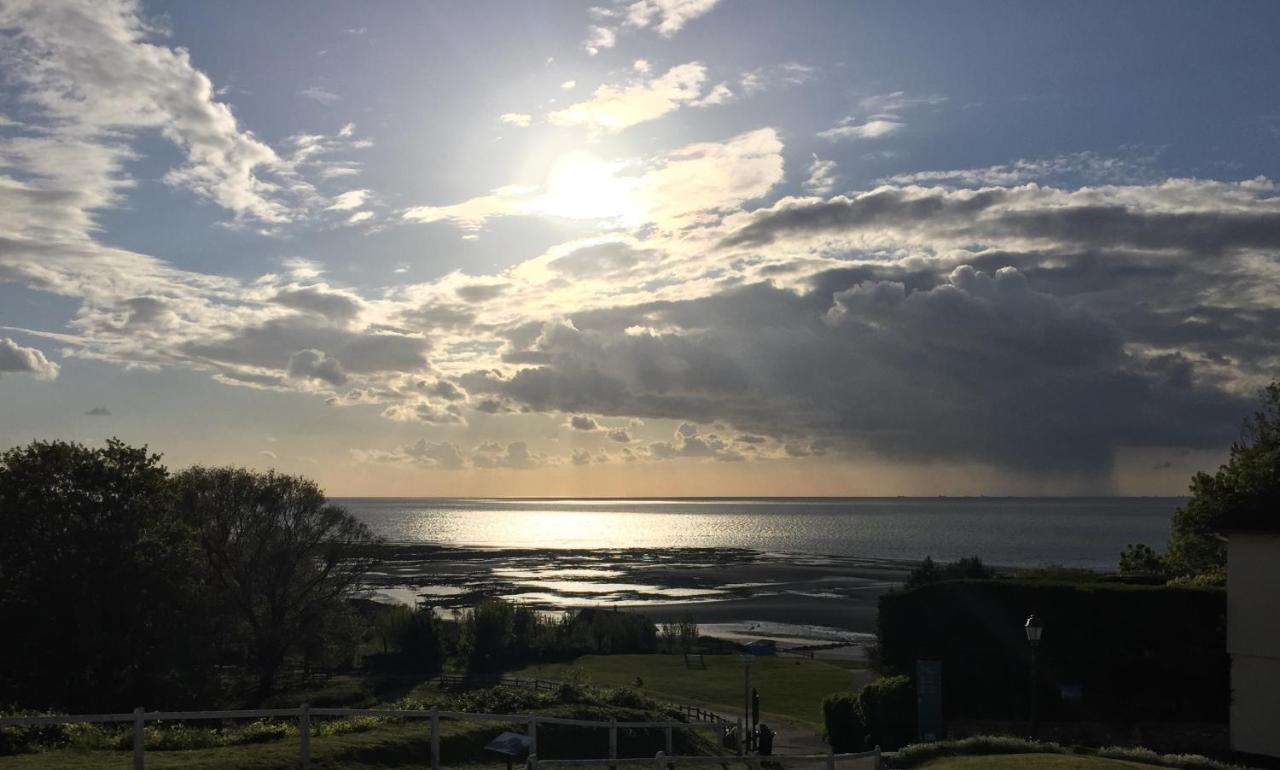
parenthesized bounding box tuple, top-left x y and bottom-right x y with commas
(338, 497, 1179, 571)
(340, 497, 1180, 645)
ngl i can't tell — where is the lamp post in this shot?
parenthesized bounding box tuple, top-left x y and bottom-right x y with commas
(1024, 614, 1044, 739)
(740, 654, 753, 751)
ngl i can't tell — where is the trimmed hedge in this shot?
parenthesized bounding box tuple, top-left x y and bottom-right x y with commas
(823, 676, 915, 752)
(877, 580, 1227, 722)
(822, 693, 866, 752)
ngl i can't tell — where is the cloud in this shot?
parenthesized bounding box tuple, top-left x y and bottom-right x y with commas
(85, 406, 111, 416)
(819, 91, 945, 143)
(326, 189, 370, 211)
(472, 440, 545, 469)
(300, 86, 341, 104)
(0, 0, 300, 225)
(881, 151, 1162, 188)
(819, 118, 903, 141)
(0, 338, 59, 379)
(804, 156, 838, 195)
(499, 112, 532, 127)
(286, 349, 348, 386)
(608, 427, 632, 442)
(561, 80, 577, 90)
(583, 25, 617, 55)
(624, 0, 719, 36)
(402, 440, 466, 468)
(570, 414, 600, 430)
(548, 63, 710, 134)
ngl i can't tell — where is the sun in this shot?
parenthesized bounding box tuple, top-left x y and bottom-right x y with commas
(533, 150, 641, 223)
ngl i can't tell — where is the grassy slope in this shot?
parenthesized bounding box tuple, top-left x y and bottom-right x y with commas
(514, 653, 860, 730)
(919, 756, 1165, 770)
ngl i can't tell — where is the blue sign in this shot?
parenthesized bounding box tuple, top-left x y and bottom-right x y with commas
(916, 659, 944, 741)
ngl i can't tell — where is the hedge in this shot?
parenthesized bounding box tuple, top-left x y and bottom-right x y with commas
(877, 580, 1227, 723)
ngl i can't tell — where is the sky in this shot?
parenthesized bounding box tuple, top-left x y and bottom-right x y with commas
(1, 0, 1278, 496)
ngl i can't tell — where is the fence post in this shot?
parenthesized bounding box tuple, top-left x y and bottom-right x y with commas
(528, 753, 537, 770)
(529, 715, 538, 757)
(664, 724, 673, 756)
(132, 706, 145, 770)
(609, 717, 618, 770)
(826, 746, 835, 770)
(736, 717, 744, 756)
(874, 745, 882, 770)
(430, 707, 440, 770)
(654, 750, 665, 770)
(299, 703, 311, 770)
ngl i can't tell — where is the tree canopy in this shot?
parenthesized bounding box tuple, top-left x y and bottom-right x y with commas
(0, 439, 214, 710)
(1121, 381, 1280, 581)
(175, 466, 380, 700)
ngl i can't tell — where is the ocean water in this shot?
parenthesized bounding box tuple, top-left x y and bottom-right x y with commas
(337, 497, 1179, 570)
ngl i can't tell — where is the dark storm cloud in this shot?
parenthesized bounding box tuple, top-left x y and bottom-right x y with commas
(182, 317, 429, 375)
(273, 286, 364, 322)
(720, 184, 1280, 257)
(287, 349, 348, 386)
(456, 283, 509, 303)
(463, 268, 1251, 472)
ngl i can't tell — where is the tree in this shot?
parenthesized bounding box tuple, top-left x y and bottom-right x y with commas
(174, 467, 380, 701)
(1122, 382, 1280, 581)
(0, 439, 213, 710)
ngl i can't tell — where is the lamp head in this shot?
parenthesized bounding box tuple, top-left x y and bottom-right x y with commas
(1025, 613, 1044, 644)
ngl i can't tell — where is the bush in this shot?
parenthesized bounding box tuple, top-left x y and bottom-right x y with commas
(822, 693, 866, 752)
(877, 580, 1227, 722)
(906, 556, 995, 588)
(856, 675, 914, 750)
(884, 736, 1243, 770)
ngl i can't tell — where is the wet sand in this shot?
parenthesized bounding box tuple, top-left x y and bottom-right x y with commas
(362, 543, 909, 638)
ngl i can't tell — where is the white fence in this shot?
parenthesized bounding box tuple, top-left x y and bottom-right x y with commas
(0, 705, 874, 769)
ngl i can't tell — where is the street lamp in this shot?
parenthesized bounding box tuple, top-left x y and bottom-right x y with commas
(1024, 614, 1044, 739)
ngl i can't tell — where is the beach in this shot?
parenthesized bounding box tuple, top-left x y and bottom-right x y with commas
(364, 542, 906, 656)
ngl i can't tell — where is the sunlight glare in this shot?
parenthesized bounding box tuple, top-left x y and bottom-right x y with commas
(534, 150, 640, 223)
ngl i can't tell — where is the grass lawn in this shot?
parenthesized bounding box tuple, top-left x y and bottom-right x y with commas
(513, 653, 862, 730)
(918, 755, 1166, 770)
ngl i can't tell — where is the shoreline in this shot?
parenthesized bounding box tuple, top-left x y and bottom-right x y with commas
(361, 542, 910, 638)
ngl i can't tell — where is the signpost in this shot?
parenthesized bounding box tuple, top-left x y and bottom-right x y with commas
(915, 659, 944, 741)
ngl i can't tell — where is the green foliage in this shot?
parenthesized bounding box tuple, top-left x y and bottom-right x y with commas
(372, 603, 445, 672)
(174, 466, 382, 700)
(886, 736, 1068, 768)
(459, 600, 658, 672)
(906, 556, 995, 588)
(1123, 381, 1280, 581)
(884, 736, 1243, 770)
(0, 439, 216, 711)
(878, 580, 1227, 723)
(659, 613, 700, 652)
(821, 692, 866, 752)
(855, 675, 914, 750)
(1118, 543, 1168, 578)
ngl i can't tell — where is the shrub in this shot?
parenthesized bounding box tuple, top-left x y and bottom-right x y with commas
(855, 675, 914, 750)
(821, 693, 865, 752)
(886, 736, 1067, 768)
(231, 719, 297, 745)
(906, 556, 995, 588)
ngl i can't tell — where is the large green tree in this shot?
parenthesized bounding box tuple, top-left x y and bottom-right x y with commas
(174, 467, 380, 701)
(0, 440, 214, 710)
(1122, 382, 1280, 580)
